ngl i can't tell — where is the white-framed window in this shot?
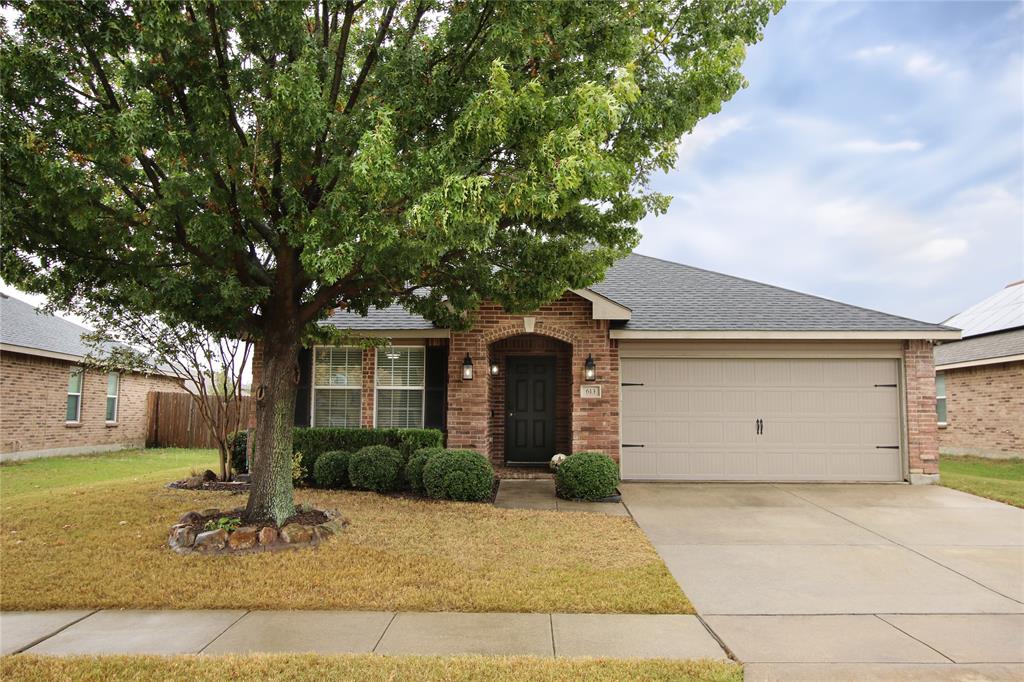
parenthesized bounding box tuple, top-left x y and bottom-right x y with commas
(375, 346, 425, 428)
(935, 372, 947, 425)
(106, 372, 120, 422)
(66, 368, 83, 422)
(311, 346, 363, 428)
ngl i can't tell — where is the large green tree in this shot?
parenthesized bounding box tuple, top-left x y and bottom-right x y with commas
(2, 0, 781, 524)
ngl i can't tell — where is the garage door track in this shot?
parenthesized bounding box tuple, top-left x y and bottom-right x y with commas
(622, 483, 1024, 679)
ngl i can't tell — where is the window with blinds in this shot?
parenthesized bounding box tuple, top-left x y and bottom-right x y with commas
(312, 346, 363, 428)
(376, 347, 425, 428)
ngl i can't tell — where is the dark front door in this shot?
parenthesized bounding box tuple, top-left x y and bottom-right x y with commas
(505, 356, 556, 464)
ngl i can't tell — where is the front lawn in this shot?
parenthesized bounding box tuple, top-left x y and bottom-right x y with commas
(1, 654, 741, 682)
(940, 455, 1024, 508)
(0, 449, 690, 614)
(0, 448, 218, 498)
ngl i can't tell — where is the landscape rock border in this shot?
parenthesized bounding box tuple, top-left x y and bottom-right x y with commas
(168, 505, 347, 555)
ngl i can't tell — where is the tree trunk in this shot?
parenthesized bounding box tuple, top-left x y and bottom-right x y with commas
(244, 332, 300, 525)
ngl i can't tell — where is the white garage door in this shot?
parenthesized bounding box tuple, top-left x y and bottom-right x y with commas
(620, 358, 903, 482)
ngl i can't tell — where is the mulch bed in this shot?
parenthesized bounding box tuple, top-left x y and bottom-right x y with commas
(182, 506, 329, 533)
(168, 479, 251, 493)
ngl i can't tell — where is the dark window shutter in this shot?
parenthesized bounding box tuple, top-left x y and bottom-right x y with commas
(424, 345, 448, 431)
(293, 347, 313, 427)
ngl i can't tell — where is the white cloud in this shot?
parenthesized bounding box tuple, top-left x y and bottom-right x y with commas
(675, 115, 750, 166)
(910, 238, 968, 263)
(853, 44, 896, 60)
(842, 138, 924, 153)
(903, 51, 949, 78)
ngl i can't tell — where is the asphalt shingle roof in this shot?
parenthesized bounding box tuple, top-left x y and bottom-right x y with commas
(317, 252, 954, 334)
(0, 293, 98, 358)
(935, 328, 1024, 367)
(591, 253, 953, 332)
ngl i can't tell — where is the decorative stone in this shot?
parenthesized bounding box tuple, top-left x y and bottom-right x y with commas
(280, 524, 313, 544)
(168, 523, 196, 549)
(178, 511, 203, 525)
(227, 526, 257, 549)
(257, 526, 278, 545)
(315, 519, 345, 539)
(194, 528, 228, 551)
(200, 508, 220, 517)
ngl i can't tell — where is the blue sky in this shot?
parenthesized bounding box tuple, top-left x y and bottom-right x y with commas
(637, 0, 1024, 324)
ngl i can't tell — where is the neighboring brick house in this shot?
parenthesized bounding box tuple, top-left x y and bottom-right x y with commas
(256, 253, 958, 484)
(935, 281, 1024, 459)
(0, 293, 182, 461)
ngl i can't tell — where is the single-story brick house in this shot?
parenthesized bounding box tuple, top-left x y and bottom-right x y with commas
(0, 292, 182, 462)
(934, 280, 1024, 459)
(255, 253, 959, 484)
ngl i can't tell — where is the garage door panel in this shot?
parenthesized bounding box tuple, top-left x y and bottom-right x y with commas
(621, 358, 903, 482)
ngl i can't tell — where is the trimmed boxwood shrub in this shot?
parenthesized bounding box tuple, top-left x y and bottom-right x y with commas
(556, 451, 619, 501)
(423, 450, 494, 502)
(406, 447, 445, 495)
(293, 427, 443, 476)
(313, 450, 351, 489)
(226, 431, 248, 474)
(348, 445, 404, 493)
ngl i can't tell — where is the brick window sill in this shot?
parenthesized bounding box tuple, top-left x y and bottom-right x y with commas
(937, 423, 948, 429)
(105, 422, 119, 428)
(65, 422, 82, 429)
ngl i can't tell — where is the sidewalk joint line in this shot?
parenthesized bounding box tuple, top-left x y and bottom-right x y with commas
(197, 610, 250, 654)
(549, 613, 556, 658)
(695, 614, 738, 662)
(13, 608, 100, 655)
(873, 614, 956, 664)
(372, 612, 397, 653)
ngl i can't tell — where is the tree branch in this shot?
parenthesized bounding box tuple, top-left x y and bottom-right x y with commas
(205, 2, 249, 148)
(342, 2, 398, 114)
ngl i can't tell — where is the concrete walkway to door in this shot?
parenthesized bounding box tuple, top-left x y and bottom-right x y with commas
(621, 482, 1024, 680)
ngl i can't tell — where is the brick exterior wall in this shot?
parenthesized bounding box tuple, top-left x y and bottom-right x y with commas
(0, 350, 182, 459)
(488, 334, 573, 461)
(446, 293, 620, 464)
(903, 340, 939, 476)
(938, 361, 1024, 458)
(360, 347, 376, 428)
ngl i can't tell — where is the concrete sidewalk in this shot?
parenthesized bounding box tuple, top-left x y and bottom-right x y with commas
(0, 609, 726, 659)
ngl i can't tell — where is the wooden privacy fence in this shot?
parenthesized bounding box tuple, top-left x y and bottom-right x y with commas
(147, 391, 253, 449)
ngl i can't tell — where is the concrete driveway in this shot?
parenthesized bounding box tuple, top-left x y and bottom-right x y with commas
(621, 483, 1024, 679)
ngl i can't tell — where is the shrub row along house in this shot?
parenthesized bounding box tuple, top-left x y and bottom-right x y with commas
(0, 293, 181, 461)
(934, 280, 1024, 458)
(253, 253, 960, 484)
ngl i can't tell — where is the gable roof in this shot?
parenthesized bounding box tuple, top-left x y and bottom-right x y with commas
(318, 252, 957, 339)
(935, 327, 1024, 369)
(0, 292, 99, 360)
(942, 280, 1024, 338)
(592, 253, 954, 335)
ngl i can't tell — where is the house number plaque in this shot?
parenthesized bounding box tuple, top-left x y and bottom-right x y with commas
(579, 385, 602, 399)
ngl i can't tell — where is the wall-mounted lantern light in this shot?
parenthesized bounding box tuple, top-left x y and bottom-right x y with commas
(584, 354, 597, 382)
(489, 359, 500, 376)
(462, 353, 474, 380)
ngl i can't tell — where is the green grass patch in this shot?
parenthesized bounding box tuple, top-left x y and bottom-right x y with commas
(1, 654, 742, 682)
(940, 455, 1024, 508)
(0, 448, 218, 499)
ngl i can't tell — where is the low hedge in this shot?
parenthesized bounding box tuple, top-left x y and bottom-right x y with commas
(226, 431, 248, 474)
(423, 450, 494, 502)
(406, 447, 445, 495)
(348, 445, 405, 493)
(556, 451, 619, 501)
(313, 450, 351, 489)
(293, 427, 443, 477)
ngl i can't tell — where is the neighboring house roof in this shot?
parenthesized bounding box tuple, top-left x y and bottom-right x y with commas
(942, 279, 1024, 338)
(0, 293, 100, 360)
(935, 327, 1024, 369)
(0, 293, 175, 375)
(321, 252, 956, 339)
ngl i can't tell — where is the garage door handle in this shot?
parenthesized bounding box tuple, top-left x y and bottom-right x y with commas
(756, 418, 763, 435)
(874, 384, 897, 388)
(621, 382, 645, 387)
(876, 445, 900, 449)
(622, 443, 645, 448)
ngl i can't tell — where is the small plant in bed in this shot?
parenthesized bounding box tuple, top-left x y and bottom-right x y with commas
(556, 451, 621, 502)
(348, 445, 404, 493)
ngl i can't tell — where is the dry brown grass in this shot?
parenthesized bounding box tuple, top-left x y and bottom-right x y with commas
(0, 475, 691, 613)
(0, 654, 741, 682)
